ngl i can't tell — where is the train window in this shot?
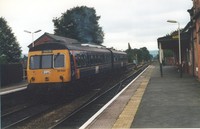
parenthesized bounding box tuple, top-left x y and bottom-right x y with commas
(82, 55, 87, 66)
(95, 55, 97, 64)
(105, 55, 108, 63)
(98, 55, 101, 64)
(103, 55, 105, 62)
(95, 55, 98, 64)
(90, 55, 93, 65)
(30, 56, 40, 69)
(96, 55, 98, 64)
(79, 55, 83, 67)
(114, 55, 116, 62)
(75, 54, 81, 67)
(41, 55, 52, 69)
(54, 54, 64, 68)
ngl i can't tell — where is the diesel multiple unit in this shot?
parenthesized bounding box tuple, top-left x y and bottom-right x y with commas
(27, 41, 127, 90)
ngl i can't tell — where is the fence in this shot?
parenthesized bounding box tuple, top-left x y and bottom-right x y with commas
(0, 64, 23, 87)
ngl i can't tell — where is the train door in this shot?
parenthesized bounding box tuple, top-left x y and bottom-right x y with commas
(70, 53, 76, 80)
(70, 51, 80, 80)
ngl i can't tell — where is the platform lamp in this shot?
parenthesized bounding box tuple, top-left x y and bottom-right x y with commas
(24, 29, 41, 47)
(167, 20, 182, 78)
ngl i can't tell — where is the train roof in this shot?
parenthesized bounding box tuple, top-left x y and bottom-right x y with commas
(29, 42, 111, 53)
(29, 33, 126, 55)
(109, 49, 127, 55)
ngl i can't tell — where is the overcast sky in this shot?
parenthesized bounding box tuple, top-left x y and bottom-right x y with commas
(0, 0, 192, 54)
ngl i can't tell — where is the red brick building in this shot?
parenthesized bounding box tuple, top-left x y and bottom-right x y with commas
(188, 0, 200, 80)
(158, 0, 200, 81)
(28, 32, 79, 48)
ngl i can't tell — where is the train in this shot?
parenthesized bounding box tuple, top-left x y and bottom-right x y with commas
(27, 41, 127, 90)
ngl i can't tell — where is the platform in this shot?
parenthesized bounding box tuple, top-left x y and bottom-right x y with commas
(84, 63, 200, 128)
(0, 80, 27, 95)
(132, 64, 200, 128)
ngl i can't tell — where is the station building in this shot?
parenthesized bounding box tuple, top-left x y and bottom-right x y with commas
(158, 0, 200, 81)
(28, 32, 79, 48)
(189, 0, 200, 80)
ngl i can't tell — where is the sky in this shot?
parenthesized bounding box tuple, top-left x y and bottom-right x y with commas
(0, 0, 192, 54)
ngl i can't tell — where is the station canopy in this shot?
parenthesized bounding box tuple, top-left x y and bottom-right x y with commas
(157, 32, 190, 50)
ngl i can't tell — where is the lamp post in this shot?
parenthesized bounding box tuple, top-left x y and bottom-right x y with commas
(167, 20, 182, 78)
(24, 29, 41, 47)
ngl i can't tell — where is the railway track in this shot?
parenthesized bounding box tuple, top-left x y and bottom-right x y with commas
(1, 85, 95, 129)
(1, 103, 52, 129)
(0, 73, 112, 129)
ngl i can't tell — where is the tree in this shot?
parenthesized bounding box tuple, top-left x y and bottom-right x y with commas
(53, 6, 104, 44)
(125, 44, 151, 64)
(140, 47, 151, 62)
(0, 17, 21, 64)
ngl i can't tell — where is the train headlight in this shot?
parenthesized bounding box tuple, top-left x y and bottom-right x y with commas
(31, 77, 35, 82)
(60, 76, 64, 81)
(45, 77, 49, 81)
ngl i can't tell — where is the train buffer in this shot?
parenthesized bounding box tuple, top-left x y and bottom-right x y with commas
(82, 63, 200, 128)
(0, 80, 27, 95)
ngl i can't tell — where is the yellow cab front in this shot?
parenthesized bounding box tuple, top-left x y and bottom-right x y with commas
(27, 50, 71, 84)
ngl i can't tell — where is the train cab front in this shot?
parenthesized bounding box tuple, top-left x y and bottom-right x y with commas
(27, 49, 71, 91)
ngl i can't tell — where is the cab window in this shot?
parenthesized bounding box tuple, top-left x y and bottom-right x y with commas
(30, 54, 65, 69)
(41, 55, 53, 69)
(30, 56, 40, 69)
(54, 54, 65, 68)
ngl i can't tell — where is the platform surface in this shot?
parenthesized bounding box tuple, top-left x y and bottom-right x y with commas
(85, 63, 200, 128)
(132, 64, 200, 128)
(0, 80, 27, 95)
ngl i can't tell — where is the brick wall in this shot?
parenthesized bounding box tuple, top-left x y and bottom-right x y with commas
(34, 35, 53, 46)
(194, 0, 200, 80)
(194, 0, 200, 11)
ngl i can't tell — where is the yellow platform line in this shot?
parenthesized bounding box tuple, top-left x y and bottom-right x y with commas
(112, 66, 154, 129)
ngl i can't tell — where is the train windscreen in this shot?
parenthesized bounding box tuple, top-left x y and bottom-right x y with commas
(54, 54, 64, 68)
(41, 55, 53, 68)
(30, 54, 65, 69)
(30, 56, 40, 69)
